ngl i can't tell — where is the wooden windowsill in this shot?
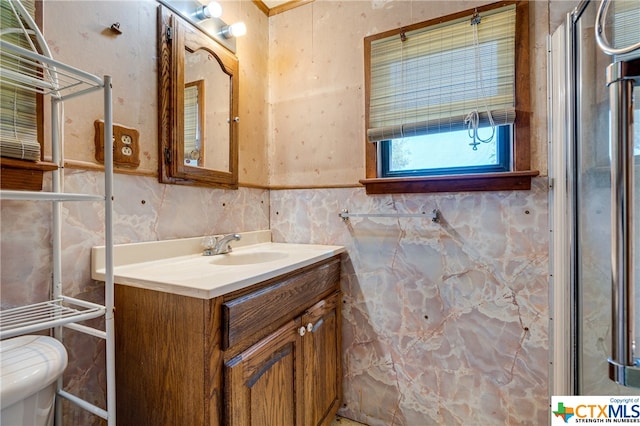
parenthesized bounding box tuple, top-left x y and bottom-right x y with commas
(360, 170, 540, 194)
(0, 157, 58, 191)
(0, 157, 57, 170)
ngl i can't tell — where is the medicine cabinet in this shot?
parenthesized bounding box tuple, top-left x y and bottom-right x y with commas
(158, 4, 239, 188)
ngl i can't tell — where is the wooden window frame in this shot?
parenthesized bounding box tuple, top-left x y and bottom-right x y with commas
(361, 0, 538, 194)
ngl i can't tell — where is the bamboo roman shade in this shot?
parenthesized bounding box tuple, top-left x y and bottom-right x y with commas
(184, 82, 199, 161)
(0, 0, 41, 161)
(367, 3, 516, 143)
(613, 0, 640, 61)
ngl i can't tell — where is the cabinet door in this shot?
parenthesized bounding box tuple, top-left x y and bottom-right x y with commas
(302, 292, 342, 426)
(225, 318, 304, 426)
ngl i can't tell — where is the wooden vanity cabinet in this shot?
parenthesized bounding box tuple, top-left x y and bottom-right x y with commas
(114, 255, 341, 426)
(225, 318, 303, 425)
(302, 294, 342, 425)
(114, 285, 224, 425)
(224, 292, 341, 426)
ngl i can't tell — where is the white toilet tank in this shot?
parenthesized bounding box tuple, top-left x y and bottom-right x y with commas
(0, 335, 68, 426)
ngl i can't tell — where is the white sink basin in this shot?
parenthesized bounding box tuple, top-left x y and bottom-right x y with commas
(91, 231, 346, 299)
(209, 250, 289, 266)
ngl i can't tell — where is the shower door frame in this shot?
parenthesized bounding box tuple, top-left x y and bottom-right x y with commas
(551, 0, 590, 397)
(553, 0, 640, 396)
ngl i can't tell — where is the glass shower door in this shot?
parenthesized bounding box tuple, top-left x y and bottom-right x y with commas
(574, 0, 640, 394)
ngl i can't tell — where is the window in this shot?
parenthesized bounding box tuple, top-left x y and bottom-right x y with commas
(0, 0, 54, 191)
(362, 1, 538, 194)
(381, 126, 511, 177)
(184, 79, 204, 166)
(0, 0, 40, 162)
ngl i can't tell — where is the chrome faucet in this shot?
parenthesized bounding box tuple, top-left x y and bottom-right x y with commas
(203, 233, 241, 256)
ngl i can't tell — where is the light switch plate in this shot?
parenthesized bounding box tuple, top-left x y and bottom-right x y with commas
(94, 120, 141, 168)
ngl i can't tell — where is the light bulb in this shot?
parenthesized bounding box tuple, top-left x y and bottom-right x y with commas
(230, 22, 246, 37)
(204, 1, 222, 18)
(194, 1, 222, 20)
(221, 22, 246, 39)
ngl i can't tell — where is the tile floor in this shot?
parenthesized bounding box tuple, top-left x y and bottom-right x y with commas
(331, 416, 367, 425)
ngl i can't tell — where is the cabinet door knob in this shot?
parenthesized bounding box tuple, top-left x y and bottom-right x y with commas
(298, 326, 306, 337)
(306, 322, 313, 332)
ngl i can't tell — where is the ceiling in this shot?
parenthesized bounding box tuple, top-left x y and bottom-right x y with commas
(255, 0, 313, 16)
(260, 0, 292, 7)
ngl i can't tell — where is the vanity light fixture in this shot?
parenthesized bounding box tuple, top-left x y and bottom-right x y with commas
(220, 22, 246, 39)
(159, 0, 243, 52)
(193, 1, 222, 21)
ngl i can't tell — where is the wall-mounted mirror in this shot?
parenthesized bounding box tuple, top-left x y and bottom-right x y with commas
(158, 4, 239, 188)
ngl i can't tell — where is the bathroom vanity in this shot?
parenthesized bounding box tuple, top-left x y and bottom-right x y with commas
(92, 232, 344, 425)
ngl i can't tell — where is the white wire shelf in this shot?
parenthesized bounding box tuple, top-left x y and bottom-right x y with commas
(0, 190, 104, 202)
(2, 6, 115, 423)
(0, 40, 104, 100)
(0, 296, 106, 339)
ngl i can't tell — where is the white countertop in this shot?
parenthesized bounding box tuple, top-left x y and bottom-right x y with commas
(92, 231, 345, 299)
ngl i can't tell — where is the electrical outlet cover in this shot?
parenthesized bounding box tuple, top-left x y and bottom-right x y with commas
(94, 120, 141, 168)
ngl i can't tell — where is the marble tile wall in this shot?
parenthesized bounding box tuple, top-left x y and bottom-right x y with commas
(270, 178, 550, 425)
(0, 171, 269, 425)
(1, 171, 550, 425)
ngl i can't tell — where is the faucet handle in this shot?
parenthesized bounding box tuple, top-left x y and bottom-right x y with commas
(202, 236, 217, 256)
(203, 233, 241, 255)
(202, 235, 216, 249)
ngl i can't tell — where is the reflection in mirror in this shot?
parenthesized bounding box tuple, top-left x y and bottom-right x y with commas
(184, 79, 204, 167)
(158, 4, 238, 188)
(184, 48, 230, 171)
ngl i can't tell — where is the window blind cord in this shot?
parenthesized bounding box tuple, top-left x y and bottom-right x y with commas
(465, 14, 495, 151)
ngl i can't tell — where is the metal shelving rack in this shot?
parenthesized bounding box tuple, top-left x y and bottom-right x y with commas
(0, 5, 115, 424)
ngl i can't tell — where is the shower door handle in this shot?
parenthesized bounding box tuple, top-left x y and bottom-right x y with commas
(607, 57, 640, 388)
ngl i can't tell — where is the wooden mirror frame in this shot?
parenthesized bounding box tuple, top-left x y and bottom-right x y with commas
(158, 5, 239, 189)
